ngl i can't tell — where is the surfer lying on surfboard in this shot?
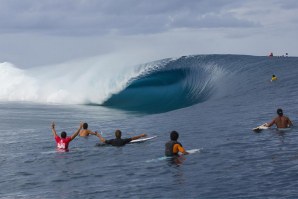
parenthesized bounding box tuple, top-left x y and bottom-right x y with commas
(95, 130, 147, 146)
(264, 108, 293, 128)
(165, 131, 189, 156)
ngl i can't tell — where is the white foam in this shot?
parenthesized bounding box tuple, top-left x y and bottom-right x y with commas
(0, 53, 162, 104)
(0, 62, 38, 101)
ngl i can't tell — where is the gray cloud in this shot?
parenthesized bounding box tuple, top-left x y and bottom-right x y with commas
(1, 0, 298, 67)
(0, 0, 260, 36)
(277, 0, 298, 9)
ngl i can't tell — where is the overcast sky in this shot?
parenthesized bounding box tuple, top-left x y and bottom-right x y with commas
(0, 0, 298, 67)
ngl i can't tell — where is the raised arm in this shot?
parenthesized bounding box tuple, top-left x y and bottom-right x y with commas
(95, 132, 106, 143)
(131, 133, 147, 140)
(51, 122, 58, 138)
(70, 122, 83, 141)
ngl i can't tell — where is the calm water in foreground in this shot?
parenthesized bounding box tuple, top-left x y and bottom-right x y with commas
(1, 97, 298, 199)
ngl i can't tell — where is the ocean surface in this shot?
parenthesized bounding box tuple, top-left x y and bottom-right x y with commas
(1, 54, 298, 198)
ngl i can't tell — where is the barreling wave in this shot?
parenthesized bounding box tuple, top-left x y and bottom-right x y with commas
(102, 55, 227, 113)
(1, 54, 297, 114)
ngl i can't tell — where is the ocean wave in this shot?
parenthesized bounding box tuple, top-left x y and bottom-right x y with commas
(1, 54, 296, 113)
(102, 55, 228, 113)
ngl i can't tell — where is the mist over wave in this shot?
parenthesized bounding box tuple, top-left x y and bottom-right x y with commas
(0, 53, 151, 104)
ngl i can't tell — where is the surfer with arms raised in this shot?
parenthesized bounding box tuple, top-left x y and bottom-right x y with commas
(95, 130, 147, 146)
(51, 122, 83, 151)
(265, 108, 293, 128)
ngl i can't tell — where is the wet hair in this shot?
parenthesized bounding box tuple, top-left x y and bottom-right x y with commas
(170, 131, 179, 141)
(61, 131, 67, 138)
(272, 75, 275, 77)
(83, 123, 88, 129)
(277, 108, 283, 116)
(115, 130, 122, 139)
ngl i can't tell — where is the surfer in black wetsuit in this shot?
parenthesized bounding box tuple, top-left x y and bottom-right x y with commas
(95, 130, 146, 146)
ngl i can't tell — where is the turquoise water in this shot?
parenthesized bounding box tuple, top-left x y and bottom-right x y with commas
(1, 55, 298, 198)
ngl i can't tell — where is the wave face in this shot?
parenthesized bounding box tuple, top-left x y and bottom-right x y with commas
(1, 54, 297, 113)
(102, 54, 298, 113)
(102, 55, 227, 113)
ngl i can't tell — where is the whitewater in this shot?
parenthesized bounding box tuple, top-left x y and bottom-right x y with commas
(1, 54, 298, 198)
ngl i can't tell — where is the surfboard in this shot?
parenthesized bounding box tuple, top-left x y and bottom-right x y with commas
(145, 148, 201, 163)
(146, 156, 170, 163)
(252, 123, 269, 132)
(252, 123, 292, 133)
(130, 136, 157, 143)
(187, 148, 201, 154)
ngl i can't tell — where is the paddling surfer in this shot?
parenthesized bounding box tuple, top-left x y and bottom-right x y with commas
(95, 130, 147, 146)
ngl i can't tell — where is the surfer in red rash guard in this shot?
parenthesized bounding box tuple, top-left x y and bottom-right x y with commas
(51, 122, 83, 151)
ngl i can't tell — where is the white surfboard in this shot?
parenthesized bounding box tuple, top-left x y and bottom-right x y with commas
(145, 148, 201, 163)
(252, 123, 292, 132)
(252, 123, 269, 132)
(130, 136, 157, 143)
(187, 148, 201, 154)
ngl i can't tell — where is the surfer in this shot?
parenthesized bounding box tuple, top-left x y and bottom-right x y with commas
(51, 122, 83, 151)
(165, 131, 189, 156)
(271, 75, 277, 82)
(95, 130, 147, 146)
(79, 123, 98, 137)
(265, 108, 293, 128)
